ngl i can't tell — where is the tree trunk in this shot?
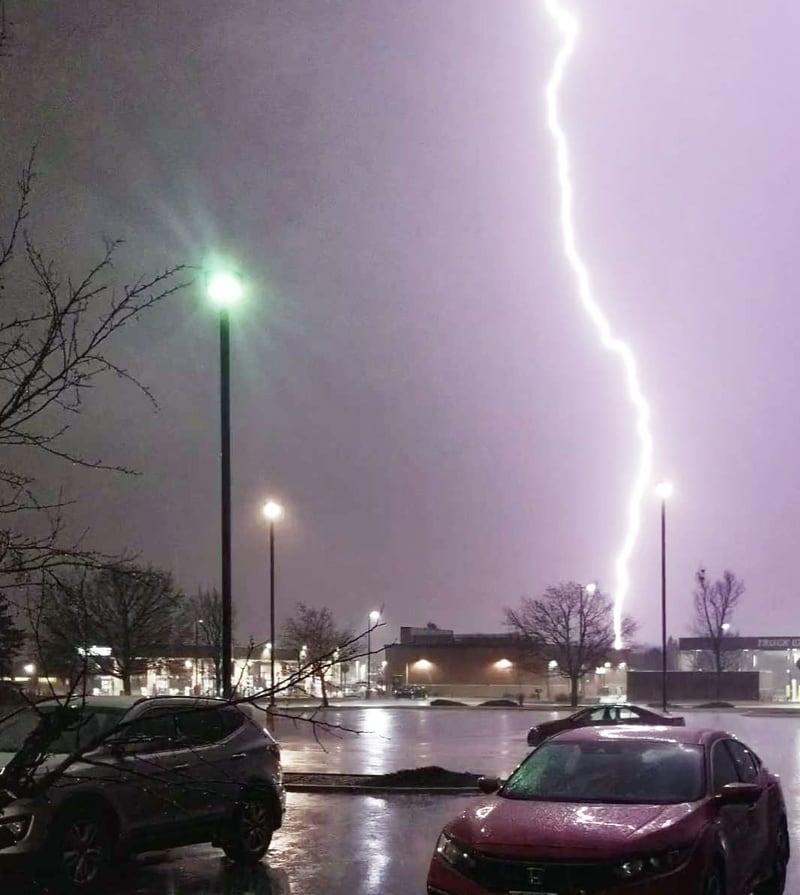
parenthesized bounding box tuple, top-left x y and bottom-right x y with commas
(320, 673, 329, 707)
(122, 670, 131, 696)
(213, 661, 222, 696)
(570, 674, 579, 707)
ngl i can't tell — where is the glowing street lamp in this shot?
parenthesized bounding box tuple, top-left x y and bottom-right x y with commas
(366, 609, 381, 700)
(655, 481, 673, 713)
(206, 269, 243, 699)
(207, 271, 243, 308)
(585, 582, 597, 596)
(262, 499, 285, 707)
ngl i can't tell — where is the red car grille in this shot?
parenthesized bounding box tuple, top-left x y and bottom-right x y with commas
(469, 853, 617, 894)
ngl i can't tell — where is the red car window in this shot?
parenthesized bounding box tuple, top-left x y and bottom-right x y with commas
(712, 740, 740, 792)
(725, 740, 758, 783)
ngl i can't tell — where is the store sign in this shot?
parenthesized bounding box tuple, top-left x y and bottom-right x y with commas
(680, 636, 800, 651)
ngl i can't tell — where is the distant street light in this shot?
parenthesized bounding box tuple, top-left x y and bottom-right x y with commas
(366, 609, 381, 700)
(206, 269, 243, 699)
(262, 499, 285, 708)
(585, 582, 597, 596)
(655, 480, 673, 713)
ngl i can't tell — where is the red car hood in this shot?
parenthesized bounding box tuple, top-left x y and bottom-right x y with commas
(449, 797, 704, 859)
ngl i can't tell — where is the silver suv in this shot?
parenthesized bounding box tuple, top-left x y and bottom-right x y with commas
(0, 695, 285, 892)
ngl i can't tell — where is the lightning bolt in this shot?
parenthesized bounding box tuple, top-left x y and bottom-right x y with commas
(542, 0, 654, 648)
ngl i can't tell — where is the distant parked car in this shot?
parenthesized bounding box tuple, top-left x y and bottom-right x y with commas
(527, 703, 684, 746)
(394, 685, 428, 700)
(429, 725, 789, 895)
(0, 695, 285, 892)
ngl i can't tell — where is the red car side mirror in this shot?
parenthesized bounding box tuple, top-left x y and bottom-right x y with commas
(478, 776, 502, 794)
(715, 782, 762, 806)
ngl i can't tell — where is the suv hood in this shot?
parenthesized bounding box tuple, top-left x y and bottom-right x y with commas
(449, 797, 702, 859)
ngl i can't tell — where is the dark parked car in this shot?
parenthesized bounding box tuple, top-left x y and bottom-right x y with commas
(428, 726, 788, 895)
(0, 695, 285, 892)
(394, 685, 428, 699)
(527, 703, 684, 746)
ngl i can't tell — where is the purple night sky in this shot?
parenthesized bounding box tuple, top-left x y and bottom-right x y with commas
(3, 1, 799, 648)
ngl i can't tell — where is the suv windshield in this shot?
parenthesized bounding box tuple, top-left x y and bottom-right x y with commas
(502, 740, 705, 804)
(0, 704, 128, 755)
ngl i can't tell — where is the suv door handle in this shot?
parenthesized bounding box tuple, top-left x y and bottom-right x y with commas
(230, 753, 246, 760)
(173, 763, 190, 770)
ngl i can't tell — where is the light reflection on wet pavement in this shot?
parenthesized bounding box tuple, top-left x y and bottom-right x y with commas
(7, 708, 800, 894)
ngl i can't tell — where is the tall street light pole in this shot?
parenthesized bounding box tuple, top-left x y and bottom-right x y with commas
(207, 271, 243, 700)
(262, 500, 284, 708)
(655, 481, 674, 714)
(366, 609, 380, 700)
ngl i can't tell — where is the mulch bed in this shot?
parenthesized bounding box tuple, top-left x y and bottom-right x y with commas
(284, 765, 481, 790)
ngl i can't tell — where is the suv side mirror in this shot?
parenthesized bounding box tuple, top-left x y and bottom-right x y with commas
(478, 776, 502, 794)
(716, 782, 762, 806)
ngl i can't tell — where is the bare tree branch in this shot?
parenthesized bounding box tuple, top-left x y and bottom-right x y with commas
(0, 149, 190, 587)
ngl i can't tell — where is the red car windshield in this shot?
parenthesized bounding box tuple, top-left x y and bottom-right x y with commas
(502, 740, 705, 804)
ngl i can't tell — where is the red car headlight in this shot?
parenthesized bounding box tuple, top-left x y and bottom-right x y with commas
(435, 831, 477, 875)
(614, 846, 691, 880)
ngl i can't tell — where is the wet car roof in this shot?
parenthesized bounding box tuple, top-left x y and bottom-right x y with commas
(551, 725, 721, 746)
(30, 695, 229, 711)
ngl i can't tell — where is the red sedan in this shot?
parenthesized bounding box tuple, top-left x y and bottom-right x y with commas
(428, 726, 788, 895)
(527, 703, 684, 746)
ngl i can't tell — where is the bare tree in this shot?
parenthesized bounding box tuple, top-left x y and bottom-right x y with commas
(181, 588, 227, 695)
(505, 582, 637, 707)
(692, 568, 744, 687)
(33, 563, 184, 694)
(0, 589, 24, 675)
(282, 603, 355, 707)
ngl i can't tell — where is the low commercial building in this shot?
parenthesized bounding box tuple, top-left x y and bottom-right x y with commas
(384, 626, 627, 701)
(10, 645, 306, 698)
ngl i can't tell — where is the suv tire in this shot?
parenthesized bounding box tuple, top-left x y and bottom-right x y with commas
(222, 789, 275, 864)
(45, 805, 114, 893)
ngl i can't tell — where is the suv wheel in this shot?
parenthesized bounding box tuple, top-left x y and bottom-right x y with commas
(46, 806, 113, 893)
(222, 790, 275, 864)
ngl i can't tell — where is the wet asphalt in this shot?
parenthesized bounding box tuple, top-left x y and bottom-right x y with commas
(6, 705, 800, 894)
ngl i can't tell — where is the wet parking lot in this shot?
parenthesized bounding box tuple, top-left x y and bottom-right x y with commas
(6, 706, 800, 894)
